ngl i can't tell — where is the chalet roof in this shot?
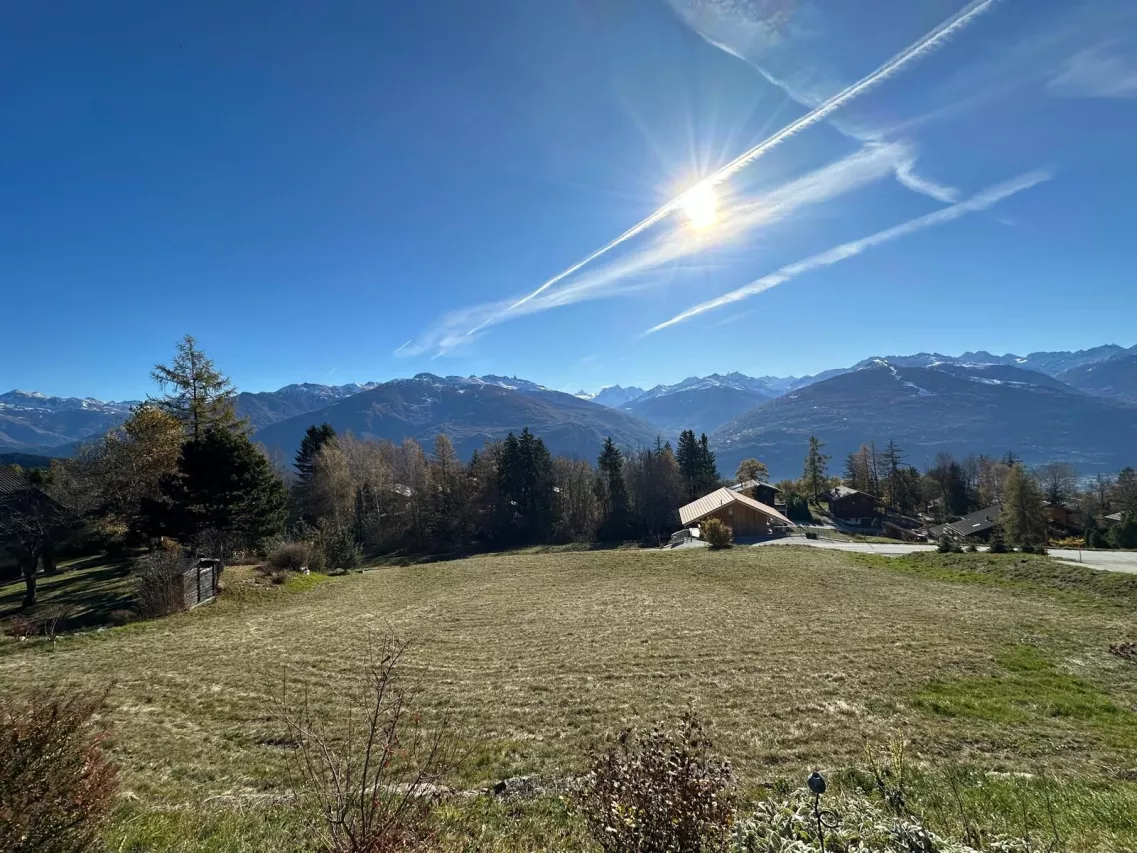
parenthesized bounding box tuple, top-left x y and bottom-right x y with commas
(729, 479, 780, 493)
(1105, 511, 1124, 523)
(679, 487, 795, 528)
(930, 504, 1001, 539)
(0, 466, 33, 496)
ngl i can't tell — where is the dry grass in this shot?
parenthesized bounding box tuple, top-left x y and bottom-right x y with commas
(1, 546, 1135, 850)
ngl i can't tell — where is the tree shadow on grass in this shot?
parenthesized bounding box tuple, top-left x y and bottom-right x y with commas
(0, 558, 135, 632)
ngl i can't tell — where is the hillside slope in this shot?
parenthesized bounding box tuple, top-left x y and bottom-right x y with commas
(1058, 353, 1137, 404)
(711, 361, 1137, 478)
(253, 374, 662, 460)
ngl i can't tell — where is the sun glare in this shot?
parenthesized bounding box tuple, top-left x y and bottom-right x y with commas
(680, 183, 718, 229)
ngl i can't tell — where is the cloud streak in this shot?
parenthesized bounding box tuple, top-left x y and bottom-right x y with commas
(1048, 42, 1137, 99)
(405, 143, 914, 355)
(461, 0, 1003, 340)
(644, 169, 1051, 335)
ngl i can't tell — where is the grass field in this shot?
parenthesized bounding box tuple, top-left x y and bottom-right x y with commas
(1, 546, 1135, 851)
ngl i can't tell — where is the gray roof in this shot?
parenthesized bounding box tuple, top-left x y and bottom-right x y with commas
(827, 485, 877, 500)
(0, 466, 33, 496)
(729, 479, 780, 493)
(932, 505, 1001, 538)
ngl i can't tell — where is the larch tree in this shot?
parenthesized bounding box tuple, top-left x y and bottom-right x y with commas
(802, 435, 830, 501)
(151, 335, 242, 438)
(998, 463, 1048, 550)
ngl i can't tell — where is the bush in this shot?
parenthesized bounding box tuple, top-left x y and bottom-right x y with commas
(785, 493, 812, 523)
(1087, 528, 1111, 549)
(277, 635, 460, 853)
(988, 526, 1008, 554)
(1020, 543, 1048, 555)
(1109, 518, 1137, 549)
(703, 518, 733, 549)
(108, 609, 136, 627)
(962, 538, 980, 553)
(0, 690, 119, 853)
(317, 524, 363, 570)
(135, 548, 186, 620)
(578, 712, 736, 853)
(267, 541, 312, 573)
(937, 535, 961, 553)
(730, 788, 1042, 852)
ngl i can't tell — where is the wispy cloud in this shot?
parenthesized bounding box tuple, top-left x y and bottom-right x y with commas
(454, 0, 1002, 344)
(403, 143, 913, 356)
(645, 169, 1052, 334)
(1049, 42, 1137, 99)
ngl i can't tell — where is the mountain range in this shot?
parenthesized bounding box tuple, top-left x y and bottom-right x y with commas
(3, 344, 1135, 478)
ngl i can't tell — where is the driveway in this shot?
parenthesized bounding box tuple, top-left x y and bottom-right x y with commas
(753, 538, 1137, 575)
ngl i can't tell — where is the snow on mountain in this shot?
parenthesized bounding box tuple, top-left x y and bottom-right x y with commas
(575, 386, 647, 408)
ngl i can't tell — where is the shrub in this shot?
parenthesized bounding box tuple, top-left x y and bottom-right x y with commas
(937, 535, 961, 553)
(1109, 518, 1137, 549)
(988, 526, 1008, 554)
(135, 548, 186, 620)
(4, 615, 38, 641)
(277, 635, 460, 853)
(267, 541, 312, 573)
(703, 518, 733, 549)
(578, 712, 736, 853)
(729, 789, 1042, 852)
(1087, 528, 1111, 549)
(0, 690, 119, 853)
(317, 524, 363, 570)
(963, 538, 980, 553)
(1020, 543, 1048, 556)
(785, 494, 812, 523)
(108, 609, 136, 627)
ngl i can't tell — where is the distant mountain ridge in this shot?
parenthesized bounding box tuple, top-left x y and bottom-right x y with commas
(711, 360, 1137, 478)
(253, 373, 661, 461)
(5, 344, 1136, 470)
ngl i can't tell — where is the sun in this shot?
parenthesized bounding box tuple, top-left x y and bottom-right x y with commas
(680, 183, 718, 229)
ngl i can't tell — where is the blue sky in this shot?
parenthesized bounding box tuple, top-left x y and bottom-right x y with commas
(4, 0, 1137, 401)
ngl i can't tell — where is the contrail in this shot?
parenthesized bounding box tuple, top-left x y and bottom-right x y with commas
(644, 169, 1051, 334)
(393, 339, 412, 354)
(465, 0, 1002, 337)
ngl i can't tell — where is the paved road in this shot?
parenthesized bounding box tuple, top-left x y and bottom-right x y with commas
(753, 538, 1137, 575)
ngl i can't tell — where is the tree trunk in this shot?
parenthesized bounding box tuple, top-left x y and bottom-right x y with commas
(21, 557, 37, 608)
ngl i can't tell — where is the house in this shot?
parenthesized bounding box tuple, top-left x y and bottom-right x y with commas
(1103, 511, 1124, 526)
(824, 486, 879, 525)
(729, 479, 781, 507)
(1046, 503, 1080, 531)
(679, 487, 795, 538)
(928, 505, 1001, 542)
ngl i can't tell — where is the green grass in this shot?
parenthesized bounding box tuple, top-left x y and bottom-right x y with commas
(1, 546, 1135, 850)
(854, 550, 1137, 609)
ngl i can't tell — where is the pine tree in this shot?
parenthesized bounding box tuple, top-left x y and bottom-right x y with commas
(675, 430, 701, 501)
(802, 436, 830, 501)
(880, 441, 905, 510)
(698, 434, 720, 494)
(595, 437, 630, 541)
(295, 423, 337, 482)
(998, 463, 1048, 551)
(149, 427, 287, 553)
(497, 429, 556, 543)
(151, 335, 243, 438)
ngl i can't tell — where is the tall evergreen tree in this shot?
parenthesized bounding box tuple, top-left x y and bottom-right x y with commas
(698, 433, 720, 493)
(595, 437, 631, 541)
(675, 430, 701, 501)
(150, 335, 243, 438)
(295, 423, 338, 481)
(498, 428, 556, 543)
(999, 463, 1048, 550)
(802, 435, 830, 501)
(148, 427, 287, 553)
(880, 440, 906, 510)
